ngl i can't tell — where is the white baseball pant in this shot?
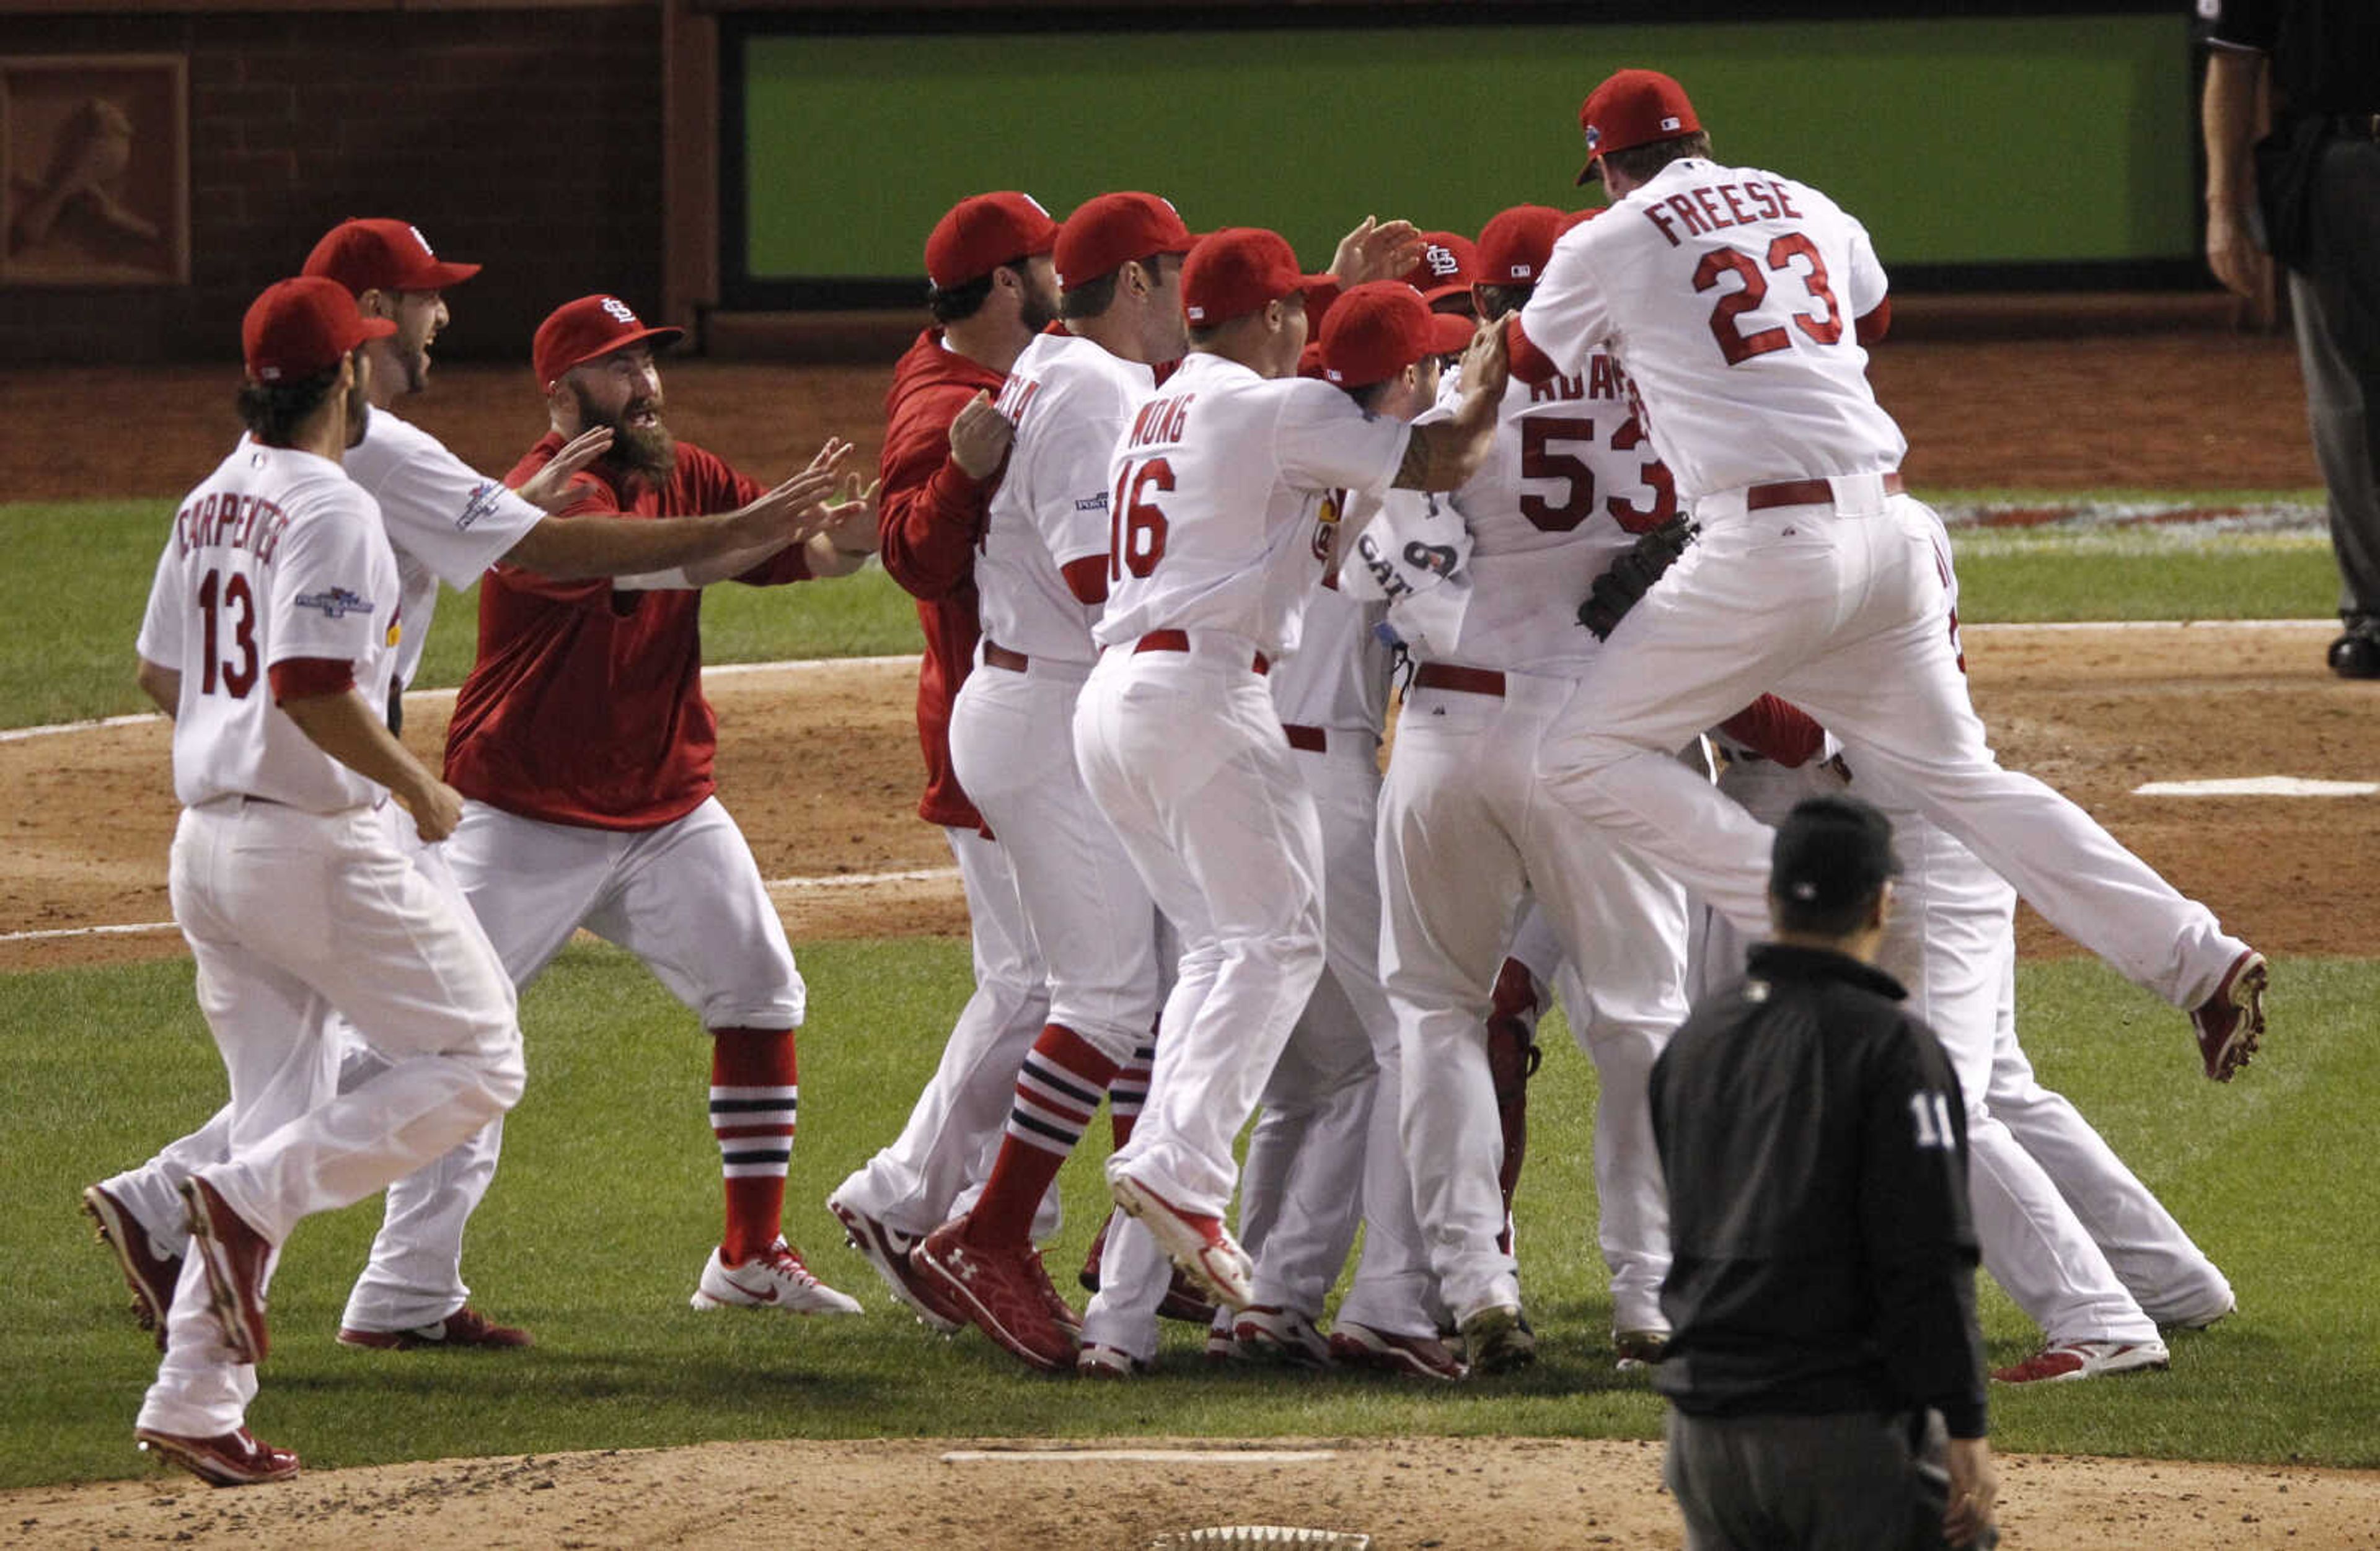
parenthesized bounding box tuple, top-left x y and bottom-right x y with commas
(1540, 485, 2250, 1013)
(948, 654, 1163, 1064)
(1379, 670, 1691, 1331)
(138, 797, 522, 1438)
(1073, 636, 1326, 1219)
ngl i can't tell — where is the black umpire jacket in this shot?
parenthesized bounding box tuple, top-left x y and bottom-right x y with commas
(1648, 942, 1990, 1440)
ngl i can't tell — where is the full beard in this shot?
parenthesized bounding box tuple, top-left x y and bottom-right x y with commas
(571, 382, 677, 483)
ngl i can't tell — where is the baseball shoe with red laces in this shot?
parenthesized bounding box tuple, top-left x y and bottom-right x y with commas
(1328, 1321, 1468, 1382)
(1108, 1172, 1253, 1312)
(1023, 1244, 1084, 1335)
(1232, 1306, 1333, 1368)
(180, 1177, 271, 1364)
(337, 1306, 533, 1350)
(690, 1237, 862, 1315)
(1993, 1337, 2171, 1384)
(912, 1221, 1080, 1373)
(136, 1425, 298, 1487)
(83, 1183, 182, 1350)
(826, 1193, 964, 1333)
(1077, 1342, 1151, 1378)
(2192, 950, 2267, 1081)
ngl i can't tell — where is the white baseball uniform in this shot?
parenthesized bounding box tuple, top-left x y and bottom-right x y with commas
(1516, 156, 2252, 1016)
(948, 330, 1165, 1069)
(1073, 350, 1409, 1223)
(101, 406, 550, 1340)
(132, 438, 522, 1438)
(1368, 349, 1692, 1332)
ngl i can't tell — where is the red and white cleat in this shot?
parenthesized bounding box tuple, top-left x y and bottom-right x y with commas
(2191, 950, 2267, 1082)
(1328, 1321, 1468, 1382)
(912, 1221, 1080, 1373)
(1992, 1337, 2171, 1384)
(180, 1177, 272, 1364)
(136, 1425, 299, 1487)
(1108, 1172, 1253, 1312)
(691, 1237, 862, 1316)
(84, 1183, 183, 1351)
(827, 1193, 964, 1333)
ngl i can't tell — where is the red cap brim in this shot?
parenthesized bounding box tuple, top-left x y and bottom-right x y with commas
(1424, 314, 1476, 356)
(405, 258, 482, 289)
(1575, 157, 1602, 188)
(549, 325, 685, 388)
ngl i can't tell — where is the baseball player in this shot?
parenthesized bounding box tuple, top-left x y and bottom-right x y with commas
(1505, 69, 2268, 1082)
(1354, 200, 1706, 1375)
(1216, 303, 1472, 1381)
(128, 278, 524, 1485)
(1697, 675, 2234, 1382)
(1075, 234, 1509, 1311)
(435, 293, 874, 1317)
(905, 191, 1196, 1373)
(829, 193, 1064, 1331)
(87, 218, 834, 1355)
(1403, 229, 1482, 318)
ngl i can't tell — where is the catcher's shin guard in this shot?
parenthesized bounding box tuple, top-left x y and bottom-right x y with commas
(1485, 956, 1545, 1256)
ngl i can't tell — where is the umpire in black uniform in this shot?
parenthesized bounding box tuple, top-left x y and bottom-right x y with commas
(2201, 0, 2380, 677)
(1650, 795, 1998, 1550)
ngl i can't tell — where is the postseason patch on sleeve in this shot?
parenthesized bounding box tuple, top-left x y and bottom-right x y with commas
(457, 480, 505, 532)
(294, 586, 375, 619)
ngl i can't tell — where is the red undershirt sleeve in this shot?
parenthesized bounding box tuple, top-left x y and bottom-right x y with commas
(270, 657, 356, 704)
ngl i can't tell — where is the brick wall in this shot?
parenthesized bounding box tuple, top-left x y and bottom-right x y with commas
(1, 7, 661, 364)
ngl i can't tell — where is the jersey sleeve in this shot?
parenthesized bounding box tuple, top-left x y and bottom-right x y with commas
(1514, 224, 1617, 379)
(349, 410, 543, 588)
(1272, 380, 1413, 498)
(265, 484, 395, 672)
(1841, 209, 1890, 321)
(487, 474, 628, 610)
(878, 383, 994, 601)
(135, 538, 184, 670)
(1032, 378, 1132, 568)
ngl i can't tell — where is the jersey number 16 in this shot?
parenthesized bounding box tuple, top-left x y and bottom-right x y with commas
(1109, 457, 1173, 582)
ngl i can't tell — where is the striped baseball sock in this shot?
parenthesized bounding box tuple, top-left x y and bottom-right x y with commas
(710, 1026, 798, 1265)
(1108, 1039, 1155, 1149)
(966, 1023, 1117, 1247)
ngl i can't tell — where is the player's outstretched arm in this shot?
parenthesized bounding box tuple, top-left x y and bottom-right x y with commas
(1394, 318, 1510, 491)
(278, 686, 464, 842)
(513, 426, 615, 512)
(501, 439, 852, 582)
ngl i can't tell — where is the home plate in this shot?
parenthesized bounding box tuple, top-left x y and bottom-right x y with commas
(2132, 776, 2378, 797)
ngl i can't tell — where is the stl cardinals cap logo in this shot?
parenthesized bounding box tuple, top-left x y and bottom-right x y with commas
(1424, 244, 1460, 278)
(601, 297, 638, 325)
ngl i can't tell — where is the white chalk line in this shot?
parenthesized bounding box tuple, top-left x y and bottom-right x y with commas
(0, 653, 925, 744)
(940, 1449, 1338, 1465)
(2, 865, 962, 946)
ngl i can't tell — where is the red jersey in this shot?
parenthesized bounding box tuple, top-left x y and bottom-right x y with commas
(878, 328, 1004, 830)
(443, 434, 809, 830)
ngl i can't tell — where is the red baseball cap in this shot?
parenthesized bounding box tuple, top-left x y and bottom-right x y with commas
(533, 294, 684, 392)
(1576, 68, 1702, 185)
(1318, 281, 1474, 389)
(1401, 231, 1480, 305)
(243, 275, 397, 383)
(1476, 205, 1571, 284)
(1181, 228, 1333, 328)
(1054, 192, 1197, 292)
(925, 191, 1060, 291)
(301, 218, 482, 296)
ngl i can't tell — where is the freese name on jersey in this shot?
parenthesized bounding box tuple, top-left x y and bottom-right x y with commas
(1520, 157, 1903, 504)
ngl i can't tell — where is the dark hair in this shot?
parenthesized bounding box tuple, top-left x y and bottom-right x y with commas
(236, 362, 343, 447)
(1347, 378, 1399, 413)
(1600, 130, 1712, 188)
(1060, 252, 1170, 322)
(928, 256, 1033, 324)
(1474, 282, 1534, 322)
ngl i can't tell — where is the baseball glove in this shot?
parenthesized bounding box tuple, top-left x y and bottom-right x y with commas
(1578, 514, 1698, 641)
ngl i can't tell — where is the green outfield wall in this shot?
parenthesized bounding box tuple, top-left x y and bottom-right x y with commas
(734, 12, 2197, 296)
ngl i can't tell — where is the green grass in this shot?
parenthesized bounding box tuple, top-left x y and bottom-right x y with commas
(3, 490, 2340, 727)
(1, 499, 922, 727)
(6, 944, 2374, 1487)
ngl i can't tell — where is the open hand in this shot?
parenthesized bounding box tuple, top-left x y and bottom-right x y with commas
(1330, 216, 1425, 288)
(516, 426, 615, 512)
